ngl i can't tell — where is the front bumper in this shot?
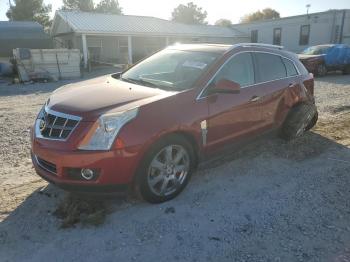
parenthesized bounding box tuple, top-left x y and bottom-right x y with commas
(31, 138, 142, 193)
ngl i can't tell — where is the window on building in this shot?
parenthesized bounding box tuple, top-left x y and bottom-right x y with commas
(273, 28, 282, 45)
(214, 52, 255, 87)
(299, 25, 310, 45)
(251, 30, 258, 43)
(254, 53, 286, 82)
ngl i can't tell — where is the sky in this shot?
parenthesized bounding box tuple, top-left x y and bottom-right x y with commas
(0, 0, 349, 24)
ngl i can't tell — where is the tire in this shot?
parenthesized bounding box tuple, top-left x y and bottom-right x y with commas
(136, 135, 195, 203)
(316, 63, 327, 77)
(305, 110, 318, 131)
(280, 103, 318, 141)
(342, 65, 350, 75)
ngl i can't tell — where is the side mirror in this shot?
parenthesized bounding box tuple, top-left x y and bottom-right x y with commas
(112, 72, 122, 79)
(213, 79, 241, 94)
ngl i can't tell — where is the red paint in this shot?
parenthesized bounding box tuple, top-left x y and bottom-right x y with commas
(31, 44, 315, 192)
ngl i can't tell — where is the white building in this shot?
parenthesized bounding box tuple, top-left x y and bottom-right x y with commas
(51, 10, 248, 68)
(232, 9, 350, 53)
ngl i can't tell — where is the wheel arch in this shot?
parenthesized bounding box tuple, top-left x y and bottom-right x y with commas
(131, 130, 200, 184)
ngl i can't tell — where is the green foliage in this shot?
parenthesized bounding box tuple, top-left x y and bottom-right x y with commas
(62, 0, 94, 12)
(171, 2, 207, 25)
(240, 8, 280, 23)
(95, 0, 122, 14)
(215, 19, 232, 27)
(6, 0, 52, 29)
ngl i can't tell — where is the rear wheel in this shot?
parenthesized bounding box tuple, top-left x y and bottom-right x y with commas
(316, 63, 327, 77)
(280, 103, 318, 140)
(137, 135, 195, 203)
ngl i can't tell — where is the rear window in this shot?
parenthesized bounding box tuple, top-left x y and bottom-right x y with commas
(283, 58, 298, 76)
(254, 53, 286, 82)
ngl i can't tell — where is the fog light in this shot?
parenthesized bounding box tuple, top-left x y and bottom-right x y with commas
(81, 168, 95, 180)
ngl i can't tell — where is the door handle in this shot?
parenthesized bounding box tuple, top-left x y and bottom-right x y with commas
(250, 95, 260, 102)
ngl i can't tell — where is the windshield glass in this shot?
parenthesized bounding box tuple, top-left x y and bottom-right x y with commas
(302, 46, 332, 55)
(120, 49, 219, 91)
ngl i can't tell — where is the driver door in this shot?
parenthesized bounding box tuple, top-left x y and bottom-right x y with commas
(204, 52, 267, 152)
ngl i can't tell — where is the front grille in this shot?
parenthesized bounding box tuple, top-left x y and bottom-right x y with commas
(36, 156, 57, 174)
(36, 108, 81, 140)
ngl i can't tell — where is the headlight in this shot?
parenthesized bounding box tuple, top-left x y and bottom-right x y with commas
(37, 105, 45, 119)
(78, 108, 139, 151)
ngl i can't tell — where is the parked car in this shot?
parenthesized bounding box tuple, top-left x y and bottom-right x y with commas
(31, 43, 318, 203)
(298, 44, 350, 76)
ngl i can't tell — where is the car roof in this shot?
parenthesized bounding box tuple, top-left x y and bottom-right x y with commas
(166, 43, 286, 54)
(310, 44, 335, 48)
(167, 43, 232, 54)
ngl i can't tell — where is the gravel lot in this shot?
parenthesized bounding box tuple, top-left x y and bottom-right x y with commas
(0, 72, 349, 262)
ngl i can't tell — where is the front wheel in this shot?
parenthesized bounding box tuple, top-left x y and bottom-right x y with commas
(137, 135, 195, 203)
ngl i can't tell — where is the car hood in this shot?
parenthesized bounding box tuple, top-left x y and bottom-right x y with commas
(298, 54, 325, 60)
(47, 75, 176, 121)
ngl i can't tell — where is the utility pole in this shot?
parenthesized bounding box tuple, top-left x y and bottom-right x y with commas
(306, 4, 311, 17)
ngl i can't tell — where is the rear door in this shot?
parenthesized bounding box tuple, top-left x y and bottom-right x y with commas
(204, 52, 267, 152)
(252, 52, 300, 128)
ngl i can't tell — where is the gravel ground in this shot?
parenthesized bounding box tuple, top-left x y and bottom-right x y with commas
(0, 72, 349, 262)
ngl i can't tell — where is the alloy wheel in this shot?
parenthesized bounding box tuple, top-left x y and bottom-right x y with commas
(147, 145, 190, 196)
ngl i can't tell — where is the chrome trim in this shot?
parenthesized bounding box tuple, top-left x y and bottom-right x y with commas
(239, 43, 284, 50)
(35, 107, 82, 141)
(44, 106, 82, 121)
(34, 155, 57, 175)
(196, 50, 301, 101)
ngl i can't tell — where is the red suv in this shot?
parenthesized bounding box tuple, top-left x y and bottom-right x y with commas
(31, 43, 318, 203)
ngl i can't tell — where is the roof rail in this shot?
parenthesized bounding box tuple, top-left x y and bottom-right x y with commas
(238, 43, 284, 50)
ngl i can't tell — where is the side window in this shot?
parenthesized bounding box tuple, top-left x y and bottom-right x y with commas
(254, 53, 287, 82)
(214, 52, 255, 87)
(283, 58, 298, 76)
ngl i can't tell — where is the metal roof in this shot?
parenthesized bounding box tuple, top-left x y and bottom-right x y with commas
(53, 10, 247, 38)
(0, 21, 50, 39)
(0, 21, 52, 56)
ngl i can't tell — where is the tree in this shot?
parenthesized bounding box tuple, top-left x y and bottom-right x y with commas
(215, 19, 232, 27)
(6, 0, 52, 29)
(95, 0, 122, 14)
(62, 0, 94, 12)
(240, 8, 280, 23)
(171, 2, 207, 25)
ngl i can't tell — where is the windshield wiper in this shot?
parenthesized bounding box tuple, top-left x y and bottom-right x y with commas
(121, 77, 158, 88)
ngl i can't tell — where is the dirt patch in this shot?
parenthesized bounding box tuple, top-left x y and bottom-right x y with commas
(53, 194, 109, 228)
(1, 74, 350, 262)
(313, 113, 350, 147)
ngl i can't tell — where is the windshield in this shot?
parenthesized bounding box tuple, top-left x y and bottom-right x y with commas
(120, 49, 219, 91)
(302, 46, 332, 55)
